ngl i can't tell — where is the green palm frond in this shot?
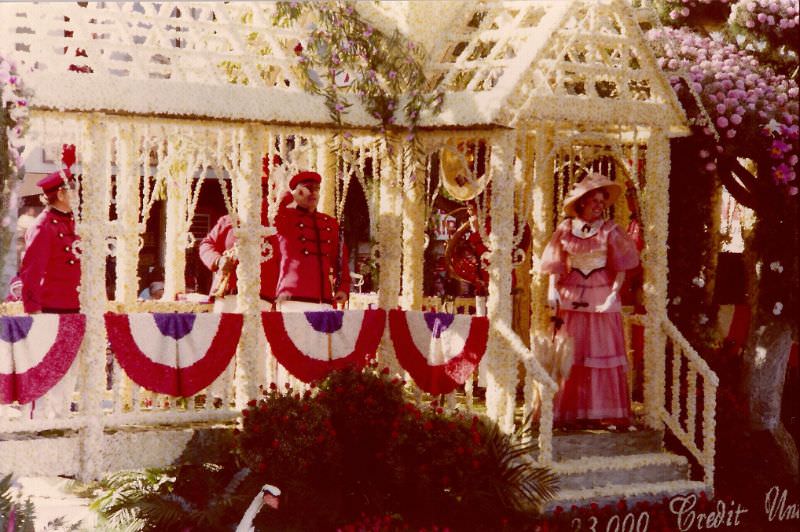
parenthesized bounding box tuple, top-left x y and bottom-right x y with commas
(0, 474, 37, 532)
(478, 414, 559, 512)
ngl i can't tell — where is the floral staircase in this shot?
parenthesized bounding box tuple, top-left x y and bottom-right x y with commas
(538, 428, 706, 512)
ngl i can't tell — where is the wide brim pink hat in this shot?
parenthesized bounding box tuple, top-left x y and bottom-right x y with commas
(562, 172, 622, 218)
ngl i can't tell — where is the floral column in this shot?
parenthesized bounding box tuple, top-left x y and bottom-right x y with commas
(485, 130, 516, 432)
(529, 125, 555, 340)
(641, 127, 670, 430)
(234, 124, 266, 406)
(400, 143, 424, 310)
(78, 114, 110, 480)
(377, 136, 403, 374)
(317, 133, 337, 217)
(113, 124, 140, 305)
(525, 125, 557, 457)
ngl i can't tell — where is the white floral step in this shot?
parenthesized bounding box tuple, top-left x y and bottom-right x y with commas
(543, 479, 707, 513)
(551, 429, 664, 460)
(551, 453, 689, 491)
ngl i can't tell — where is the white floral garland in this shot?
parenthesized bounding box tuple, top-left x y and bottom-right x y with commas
(400, 142, 425, 310)
(111, 123, 140, 304)
(529, 124, 557, 337)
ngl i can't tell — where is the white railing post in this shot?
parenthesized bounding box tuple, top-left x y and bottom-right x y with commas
(661, 320, 719, 493)
(702, 378, 717, 491)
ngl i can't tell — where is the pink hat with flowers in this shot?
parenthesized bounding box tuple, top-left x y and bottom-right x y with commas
(562, 172, 622, 217)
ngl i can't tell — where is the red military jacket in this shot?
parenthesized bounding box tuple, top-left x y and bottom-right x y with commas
(198, 207, 280, 300)
(20, 207, 81, 313)
(275, 207, 350, 304)
(465, 217, 531, 296)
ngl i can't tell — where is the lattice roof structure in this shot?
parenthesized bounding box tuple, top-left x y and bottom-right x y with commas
(0, 0, 688, 134)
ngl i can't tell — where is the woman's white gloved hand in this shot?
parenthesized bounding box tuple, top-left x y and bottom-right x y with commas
(547, 283, 561, 309)
(595, 291, 618, 313)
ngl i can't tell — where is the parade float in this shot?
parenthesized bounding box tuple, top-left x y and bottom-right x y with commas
(0, 0, 719, 511)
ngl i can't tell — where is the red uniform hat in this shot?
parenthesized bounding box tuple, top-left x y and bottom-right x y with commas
(36, 169, 73, 194)
(289, 171, 321, 190)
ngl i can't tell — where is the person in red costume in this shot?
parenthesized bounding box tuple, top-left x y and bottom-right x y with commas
(199, 155, 282, 311)
(20, 167, 80, 314)
(463, 200, 531, 297)
(275, 171, 350, 310)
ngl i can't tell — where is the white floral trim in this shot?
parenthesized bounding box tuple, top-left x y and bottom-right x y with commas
(554, 479, 707, 503)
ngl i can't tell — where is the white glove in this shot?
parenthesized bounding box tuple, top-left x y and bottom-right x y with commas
(595, 291, 618, 313)
(547, 285, 561, 309)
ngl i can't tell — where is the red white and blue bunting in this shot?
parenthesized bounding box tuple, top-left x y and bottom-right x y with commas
(389, 310, 489, 395)
(262, 309, 386, 383)
(105, 312, 243, 397)
(0, 314, 85, 404)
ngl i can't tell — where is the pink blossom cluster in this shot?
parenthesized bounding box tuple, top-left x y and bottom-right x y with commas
(649, 27, 799, 195)
(662, 0, 730, 21)
(0, 54, 31, 175)
(735, 0, 799, 39)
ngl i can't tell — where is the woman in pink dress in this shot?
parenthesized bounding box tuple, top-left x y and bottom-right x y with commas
(541, 173, 640, 429)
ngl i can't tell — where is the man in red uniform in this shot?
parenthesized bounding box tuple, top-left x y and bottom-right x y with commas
(20, 170, 80, 314)
(275, 171, 350, 310)
(199, 158, 281, 311)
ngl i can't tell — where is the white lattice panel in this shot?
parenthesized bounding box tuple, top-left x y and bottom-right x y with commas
(0, 2, 305, 87)
(0, 1, 687, 130)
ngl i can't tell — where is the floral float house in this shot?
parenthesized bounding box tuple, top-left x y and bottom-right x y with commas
(0, 0, 718, 508)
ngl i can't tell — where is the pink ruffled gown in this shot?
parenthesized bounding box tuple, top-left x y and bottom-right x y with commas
(541, 218, 640, 425)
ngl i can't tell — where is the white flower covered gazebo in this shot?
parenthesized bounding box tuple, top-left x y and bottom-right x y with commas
(0, 0, 718, 506)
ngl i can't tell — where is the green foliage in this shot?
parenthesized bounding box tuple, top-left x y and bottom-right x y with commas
(0, 474, 36, 532)
(244, 366, 557, 530)
(0, 474, 80, 532)
(273, 0, 442, 136)
(91, 432, 261, 532)
(666, 138, 723, 350)
(92, 367, 556, 531)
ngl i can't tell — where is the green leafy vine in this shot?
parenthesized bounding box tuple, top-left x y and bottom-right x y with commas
(274, 0, 442, 138)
